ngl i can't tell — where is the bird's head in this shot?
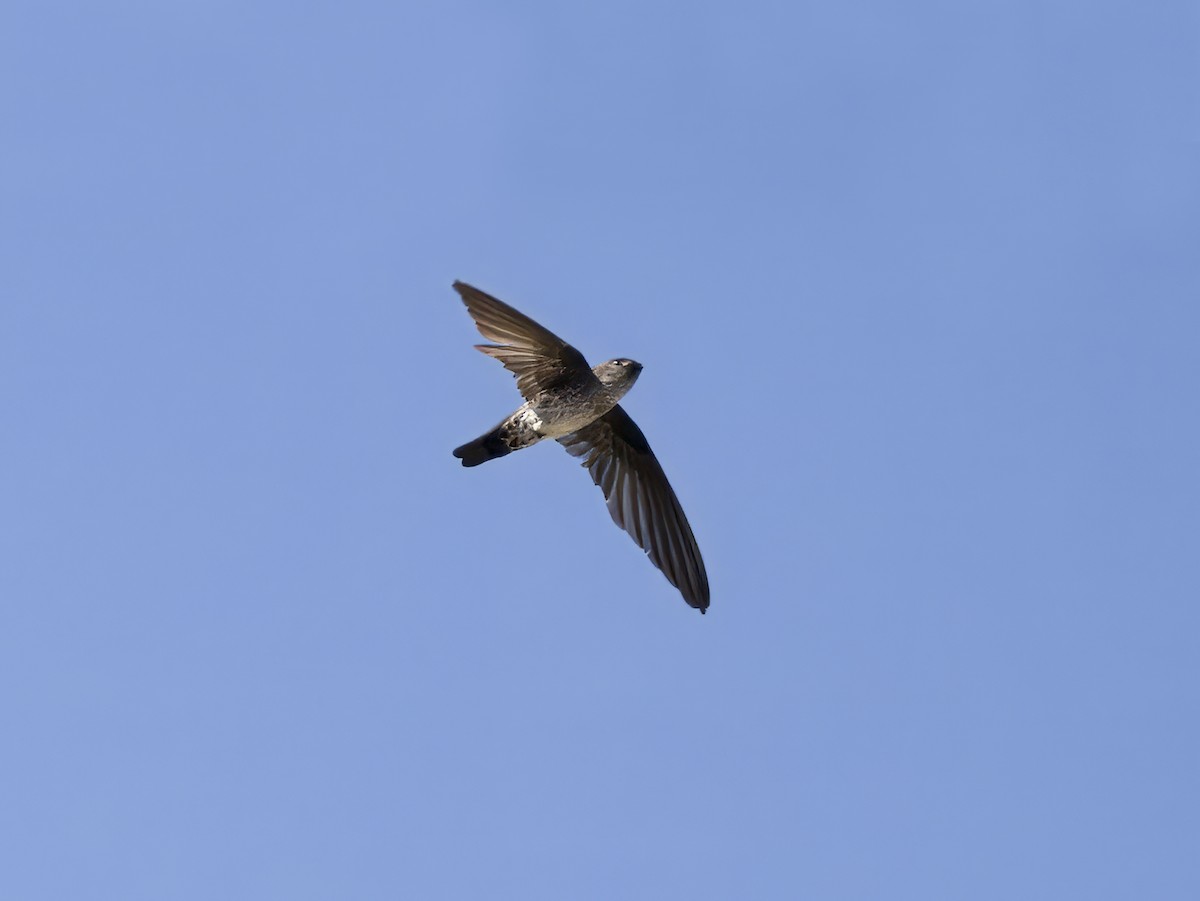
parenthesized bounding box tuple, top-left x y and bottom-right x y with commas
(595, 358, 644, 394)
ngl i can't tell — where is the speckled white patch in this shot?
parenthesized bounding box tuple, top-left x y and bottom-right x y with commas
(514, 406, 544, 434)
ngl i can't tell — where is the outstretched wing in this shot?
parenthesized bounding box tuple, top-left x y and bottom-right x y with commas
(453, 281, 592, 400)
(559, 405, 710, 613)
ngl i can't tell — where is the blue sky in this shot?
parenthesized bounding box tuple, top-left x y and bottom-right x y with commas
(2, 2, 1198, 898)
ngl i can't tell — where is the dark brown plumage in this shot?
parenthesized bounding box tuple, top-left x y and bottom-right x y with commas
(451, 281, 710, 613)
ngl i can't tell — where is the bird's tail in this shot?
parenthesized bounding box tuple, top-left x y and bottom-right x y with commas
(453, 425, 513, 467)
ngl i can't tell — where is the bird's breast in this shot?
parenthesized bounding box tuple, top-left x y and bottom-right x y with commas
(530, 382, 619, 438)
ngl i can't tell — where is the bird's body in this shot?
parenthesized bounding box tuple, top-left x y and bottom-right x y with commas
(455, 359, 640, 463)
(450, 281, 710, 613)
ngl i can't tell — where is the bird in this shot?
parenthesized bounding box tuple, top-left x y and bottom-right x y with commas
(450, 280, 710, 613)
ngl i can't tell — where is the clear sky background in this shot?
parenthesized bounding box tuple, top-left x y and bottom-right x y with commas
(2, 2, 1197, 899)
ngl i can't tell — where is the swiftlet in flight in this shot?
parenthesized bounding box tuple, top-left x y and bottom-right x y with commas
(450, 281, 710, 613)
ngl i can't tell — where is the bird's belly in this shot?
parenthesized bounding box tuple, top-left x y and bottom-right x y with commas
(531, 393, 616, 438)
